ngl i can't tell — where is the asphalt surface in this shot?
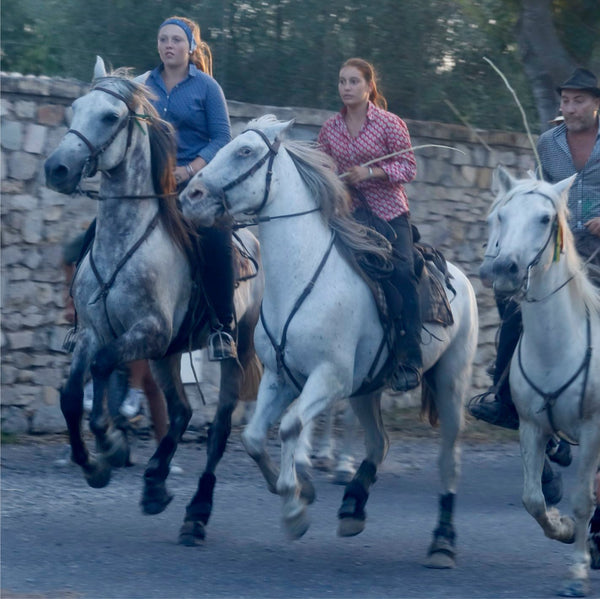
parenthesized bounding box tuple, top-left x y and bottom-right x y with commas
(2, 423, 598, 599)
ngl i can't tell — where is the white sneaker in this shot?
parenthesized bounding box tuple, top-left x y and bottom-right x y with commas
(83, 381, 93, 413)
(120, 388, 144, 418)
(170, 461, 184, 475)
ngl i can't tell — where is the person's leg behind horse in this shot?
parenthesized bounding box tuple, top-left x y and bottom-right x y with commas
(385, 215, 423, 392)
(199, 224, 237, 360)
(469, 296, 521, 429)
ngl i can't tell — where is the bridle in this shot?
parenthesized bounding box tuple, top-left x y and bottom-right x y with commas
(214, 129, 321, 227)
(66, 87, 137, 179)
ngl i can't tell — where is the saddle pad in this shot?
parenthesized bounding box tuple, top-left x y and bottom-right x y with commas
(419, 263, 454, 327)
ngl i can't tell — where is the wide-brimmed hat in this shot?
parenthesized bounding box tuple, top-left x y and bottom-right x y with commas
(557, 67, 600, 97)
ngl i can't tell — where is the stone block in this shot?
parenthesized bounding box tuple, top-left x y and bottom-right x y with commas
(0, 180, 25, 194)
(2, 364, 19, 385)
(9, 193, 38, 211)
(23, 123, 47, 154)
(14, 100, 36, 119)
(1, 120, 23, 150)
(1, 406, 30, 435)
(37, 104, 65, 126)
(6, 330, 35, 350)
(0, 98, 12, 118)
(1, 384, 38, 407)
(21, 211, 44, 243)
(30, 402, 66, 434)
(7, 151, 40, 181)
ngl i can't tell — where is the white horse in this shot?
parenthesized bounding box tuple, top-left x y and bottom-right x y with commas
(481, 166, 600, 597)
(180, 116, 479, 568)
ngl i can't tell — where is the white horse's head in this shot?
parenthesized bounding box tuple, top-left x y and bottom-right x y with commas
(180, 115, 294, 226)
(481, 165, 575, 296)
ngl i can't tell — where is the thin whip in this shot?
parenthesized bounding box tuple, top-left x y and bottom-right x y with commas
(483, 56, 543, 177)
(338, 144, 466, 179)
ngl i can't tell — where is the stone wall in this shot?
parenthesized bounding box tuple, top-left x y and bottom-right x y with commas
(0, 73, 537, 434)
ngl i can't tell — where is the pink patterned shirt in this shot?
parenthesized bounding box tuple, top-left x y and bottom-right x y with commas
(317, 102, 417, 221)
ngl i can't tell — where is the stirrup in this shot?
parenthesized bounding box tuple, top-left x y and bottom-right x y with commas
(390, 364, 422, 393)
(207, 329, 237, 361)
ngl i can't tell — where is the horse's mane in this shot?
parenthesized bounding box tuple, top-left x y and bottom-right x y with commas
(92, 71, 196, 261)
(243, 115, 392, 264)
(493, 172, 600, 313)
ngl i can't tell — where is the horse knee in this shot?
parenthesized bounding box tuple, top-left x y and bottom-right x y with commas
(241, 428, 263, 460)
(280, 414, 302, 443)
(91, 348, 118, 379)
(60, 387, 83, 420)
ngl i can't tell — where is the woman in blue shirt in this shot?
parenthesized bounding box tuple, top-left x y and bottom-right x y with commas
(146, 16, 237, 360)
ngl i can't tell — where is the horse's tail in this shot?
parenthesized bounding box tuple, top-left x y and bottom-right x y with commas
(239, 352, 263, 402)
(420, 368, 439, 427)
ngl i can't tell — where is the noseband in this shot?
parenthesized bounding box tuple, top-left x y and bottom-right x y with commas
(66, 87, 136, 178)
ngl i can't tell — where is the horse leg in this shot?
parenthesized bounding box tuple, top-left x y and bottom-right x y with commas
(424, 366, 465, 569)
(61, 336, 107, 483)
(141, 354, 191, 516)
(102, 366, 133, 468)
(558, 426, 600, 598)
(337, 391, 388, 537)
(520, 423, 575, 542)
(88, 344, 131, 480)
(241, 369, 296, 495)
(277, 367, 347, 539)
(333, 401, 357, 485)
(179, 358, 240, 546)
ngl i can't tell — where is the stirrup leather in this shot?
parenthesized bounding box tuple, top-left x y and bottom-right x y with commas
(207, 329, 237, 361)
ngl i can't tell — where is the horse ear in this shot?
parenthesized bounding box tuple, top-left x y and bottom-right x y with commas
(93, 56, 107, 81)
(552, 174, 576, 200)
(271, 119, 295, 142)
(492, 165, 517, 196)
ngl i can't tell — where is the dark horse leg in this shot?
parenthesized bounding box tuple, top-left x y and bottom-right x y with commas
(179, 317, 262, 545)
(338, 391, 389, 537)
(141, 353, 192, 516)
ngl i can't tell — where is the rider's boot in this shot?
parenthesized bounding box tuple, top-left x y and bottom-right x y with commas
(469, 299, 521, 429)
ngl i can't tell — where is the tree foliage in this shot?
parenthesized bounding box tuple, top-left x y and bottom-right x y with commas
(1, 0, 598, 133)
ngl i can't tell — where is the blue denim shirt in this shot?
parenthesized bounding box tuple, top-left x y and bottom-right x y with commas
(537, 122, 600, 231)
(147, 64, 231, 165)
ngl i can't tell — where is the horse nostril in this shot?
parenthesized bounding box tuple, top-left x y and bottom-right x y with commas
(187, 186, 204, 200)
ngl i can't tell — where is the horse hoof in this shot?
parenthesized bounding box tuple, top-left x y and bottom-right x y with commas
(283, 508, 310, 540)
(332, 469, 355, 486)
(337, 517, 365, 537)
(312, 456, 335, 472)
(140, 485, 173, 515)
(424, 551, 456, 569)
(103, 438, 130, 468)
(559, 579, 588, 597)
(178, 520, 206, 546)
(425, 536, 456, 569)
(83, 459, 112, 489)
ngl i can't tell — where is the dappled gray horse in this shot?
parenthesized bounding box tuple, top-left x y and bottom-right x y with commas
(44, 58, 264, 545)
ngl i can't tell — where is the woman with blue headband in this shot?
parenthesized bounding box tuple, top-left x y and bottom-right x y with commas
(146, 16, 237, 360)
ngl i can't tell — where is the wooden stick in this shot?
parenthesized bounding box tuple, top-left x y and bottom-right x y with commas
(338, 144, 466, 179)
(483, 56, 543, 177)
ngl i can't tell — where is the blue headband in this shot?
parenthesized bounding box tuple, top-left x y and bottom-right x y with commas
(159, 18, 197, 52)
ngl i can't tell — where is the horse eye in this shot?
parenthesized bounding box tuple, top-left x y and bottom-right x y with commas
(103, 113, 119, 124)
(540, 214, 551, 224)
(239, 146, 253, 157)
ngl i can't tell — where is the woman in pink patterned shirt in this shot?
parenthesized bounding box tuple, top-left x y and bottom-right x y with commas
(317, 57, 422, 392)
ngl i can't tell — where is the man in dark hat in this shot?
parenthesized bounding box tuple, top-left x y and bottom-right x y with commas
(471, 66, 600, 430)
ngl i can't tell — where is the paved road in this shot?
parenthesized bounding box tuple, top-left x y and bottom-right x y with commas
(1, 425, 597, 599)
